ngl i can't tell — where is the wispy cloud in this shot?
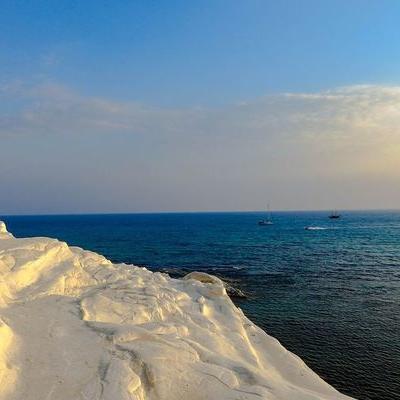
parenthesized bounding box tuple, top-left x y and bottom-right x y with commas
(3, 81, 400, 169)
(0, 81, 204, 136)
(1, 81, 400, 212)
(2, 82, 400, 141)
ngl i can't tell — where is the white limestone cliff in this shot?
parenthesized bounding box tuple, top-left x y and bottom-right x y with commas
(0, 222, 354, 400)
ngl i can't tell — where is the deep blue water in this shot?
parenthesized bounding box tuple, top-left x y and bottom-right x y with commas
(2, 211, 400, 400)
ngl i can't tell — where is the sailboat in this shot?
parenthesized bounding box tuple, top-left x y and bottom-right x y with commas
(329, 210, 341, 219)
(258, 204, 273, 225)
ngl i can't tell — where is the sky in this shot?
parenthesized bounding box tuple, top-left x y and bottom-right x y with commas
(1, 0, 400, 214)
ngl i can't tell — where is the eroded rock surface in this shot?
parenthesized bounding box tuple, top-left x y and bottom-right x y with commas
(0, 222, 354, 400)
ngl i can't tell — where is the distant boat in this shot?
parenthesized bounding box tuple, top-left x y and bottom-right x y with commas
(258, 204, 273, 225)
(329, 210, 341, 219)
(258, 219, 273, 226)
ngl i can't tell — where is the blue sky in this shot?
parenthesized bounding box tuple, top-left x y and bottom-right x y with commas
(2, 0, 400, 105)
(1, 1, 400, 213)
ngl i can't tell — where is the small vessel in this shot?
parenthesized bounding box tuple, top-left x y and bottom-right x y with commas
(329, 210, 341, 219)
(258, 204, 273, 225)
(258, 219, 273, 226)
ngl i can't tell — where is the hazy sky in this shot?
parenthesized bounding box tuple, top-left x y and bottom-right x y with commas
(1, 0, 400, 214)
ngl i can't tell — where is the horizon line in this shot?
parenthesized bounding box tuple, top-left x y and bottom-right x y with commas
(1, 207, 400, 218)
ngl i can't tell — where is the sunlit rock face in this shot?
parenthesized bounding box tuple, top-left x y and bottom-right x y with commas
(0, 222, 354, 400)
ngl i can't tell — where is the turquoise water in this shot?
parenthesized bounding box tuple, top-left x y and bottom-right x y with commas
(2, 211, 400, 399)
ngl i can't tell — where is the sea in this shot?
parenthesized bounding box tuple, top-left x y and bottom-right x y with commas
(2, 211, 400, 400)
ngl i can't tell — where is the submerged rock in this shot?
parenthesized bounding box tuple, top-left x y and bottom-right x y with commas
(184, 271, 247, 299)
(225, 284, 247, 298)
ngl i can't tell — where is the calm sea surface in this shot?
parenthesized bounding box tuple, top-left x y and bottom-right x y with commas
(2, 211, 400, 400)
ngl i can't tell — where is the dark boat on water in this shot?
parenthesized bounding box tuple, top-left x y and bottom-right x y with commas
(258, 204, 273, 225)
(329, 210, 341, 219)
